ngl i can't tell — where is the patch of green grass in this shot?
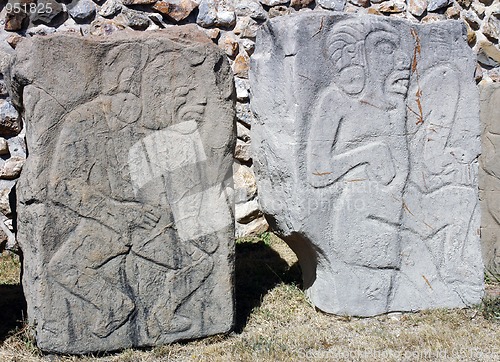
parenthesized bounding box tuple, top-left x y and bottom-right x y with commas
(258, 232, 273, 246)
(480, 296, 500, 323)
(484, 272, 500, 284)
(0, 252, 21, 285)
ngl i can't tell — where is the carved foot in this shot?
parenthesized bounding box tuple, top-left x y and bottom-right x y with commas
(147, 309, 192, 337)
(92, 296, 135, 338)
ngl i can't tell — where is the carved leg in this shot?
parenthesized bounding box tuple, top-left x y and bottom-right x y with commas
(48, 220, 134, 338)
(147, 250, 214, 337)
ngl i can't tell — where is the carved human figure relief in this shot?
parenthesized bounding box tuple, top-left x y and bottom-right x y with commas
(250, 13, 483, 316)
(10, 30, 235, 354)
(305, 19, 412, 315)
(397, 25, 483, 308)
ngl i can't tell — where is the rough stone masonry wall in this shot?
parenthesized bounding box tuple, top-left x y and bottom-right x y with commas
(0, 0, 499, 249)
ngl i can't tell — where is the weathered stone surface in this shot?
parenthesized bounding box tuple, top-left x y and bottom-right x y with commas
(445, 3, 461, 19)
(0, 224, 8, 251)
(153, 0, 199, 22)
(477, 37, 500, 67)
(197, 0, 236, 28)
(235, 216, 268, 238)
(0, 156, 24, 180)
(0, 135, 28, 228)
(462, 9, 481, 30)
(232, 52, 250, 78)
(30, 0, 65, 26)
(6, 34, 23, 49)
(0, 99, 21, 136)
(233, 16, 259, 38)
(268, 5, 294, 18)
(90, 17, 125, 35)
(204, 27, 221, 41)
(68, 0, 97, 23)
(427, 0, 451, 12)
(480, 82, 500, 278)
(99, 0, 123, 18)
(0, 187, 12, 216)
(259, 0, 288, 6)
(0, 138, 9, 156)
(236, 118, 251, 140)
(122, 0, 157, 4)
(234, 161, 257, 202)
(421, 13, 445, 23)
(235, 138, 251, 162)
(457, 0, 472, 6)
(7, 28, 235, 353)
(236, 199, 261, 223)
(219, 31, 239, 57)
(26, 24, 57, 36)
(471, 1, 486, 17)
(317, 0, 346, 11)
(241, 38, 255, 55)
(236, 102, 255, 127)
(250, 12, 483, 316)
(116, 8, 151, 30)
(483, 15, 500, 42)
(291, 0, 315, 9)
(235, 0, 267, 21)
(408, 0, 427, 16)
(348, 0, 370, 7)
(367, 7, 382, 15)
(4, 11, 28, 32)
(378, 1, 406, 13)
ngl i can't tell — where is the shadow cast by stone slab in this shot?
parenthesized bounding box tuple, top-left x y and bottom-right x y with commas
(234, 240, 302, 333)
(0, 284, 25, 342)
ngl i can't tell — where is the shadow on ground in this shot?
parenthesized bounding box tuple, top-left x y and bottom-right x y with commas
(234, 240, 302, 333)
(0, 284, 25, 343)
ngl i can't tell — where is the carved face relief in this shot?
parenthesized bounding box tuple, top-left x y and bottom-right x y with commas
(173, 86, 207, 125)
(336, 65, 365, 95)
(141, 54, 180, 130)
(365, 31, 410, 100)
(329, 29, 366, 95)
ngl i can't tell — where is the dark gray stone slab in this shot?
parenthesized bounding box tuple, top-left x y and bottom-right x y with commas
(7, 27, 235, 353)
(250, 12, 483, 316)
(480, 82, 500, 278)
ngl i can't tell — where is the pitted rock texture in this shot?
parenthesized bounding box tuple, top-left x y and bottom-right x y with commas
(7, 28, 235, 354)
(250, 12, 484, 316)
(480, 82, 500, 278)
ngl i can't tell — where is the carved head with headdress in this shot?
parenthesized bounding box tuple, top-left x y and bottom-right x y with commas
(327, 19, 411, 100)
(140, 45, 208, 131)
(101, 45, 147, 129)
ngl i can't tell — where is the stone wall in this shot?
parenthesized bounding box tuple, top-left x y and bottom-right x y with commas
(0, 0, 499, 249)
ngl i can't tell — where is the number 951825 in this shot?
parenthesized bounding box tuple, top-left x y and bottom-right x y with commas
(5, 2, 53, 14)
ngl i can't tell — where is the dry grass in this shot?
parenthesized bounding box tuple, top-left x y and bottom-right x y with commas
(0, 252, 21, 285)
(0, 235, 499, 361)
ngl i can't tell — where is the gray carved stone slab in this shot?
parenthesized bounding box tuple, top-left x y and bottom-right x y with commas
(480, 82, 500, 278)
(7, 28, 235, 353)
(250, 12, 484, 316)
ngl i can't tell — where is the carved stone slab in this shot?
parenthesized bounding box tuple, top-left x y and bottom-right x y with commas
(250, 12, 483, 316)
(8, 28, 235, 353)
(480, 82, 500, 278)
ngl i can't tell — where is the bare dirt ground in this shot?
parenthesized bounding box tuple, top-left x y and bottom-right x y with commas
(1, 234, 499, 362)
